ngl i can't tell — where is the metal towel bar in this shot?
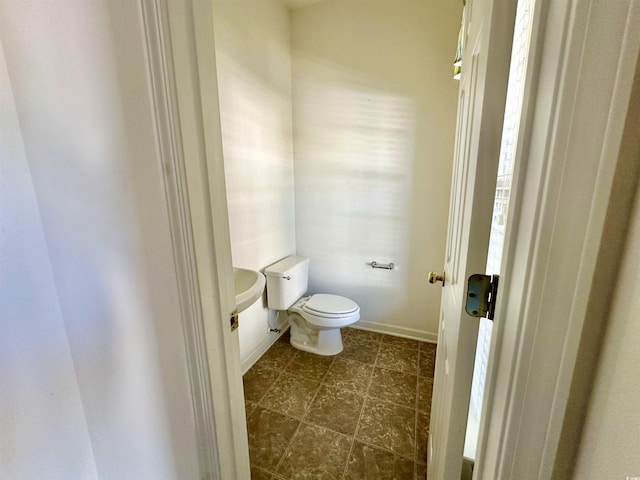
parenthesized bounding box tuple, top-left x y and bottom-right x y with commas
(370, 261, 395, 270)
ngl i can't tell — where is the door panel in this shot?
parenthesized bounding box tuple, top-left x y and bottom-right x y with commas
(427, 0, 516, 478)
(465, 0, 535, 460)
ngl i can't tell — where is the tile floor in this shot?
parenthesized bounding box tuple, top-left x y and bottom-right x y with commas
(243, 327, 436, 479)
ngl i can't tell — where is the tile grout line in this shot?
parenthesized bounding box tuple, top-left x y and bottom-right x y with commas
(272, 352, 339, 478)
(250, 345, 299, 406)
(258, 392, 423, 463)
(246, 331, 433, 478)
(339, 335, 383, 480)
(247, 345, 319, 478)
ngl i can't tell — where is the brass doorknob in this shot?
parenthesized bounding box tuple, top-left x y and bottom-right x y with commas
(428, 271, 446, 285)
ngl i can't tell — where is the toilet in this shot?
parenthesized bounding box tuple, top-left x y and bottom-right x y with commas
(265, 256, 360, 355)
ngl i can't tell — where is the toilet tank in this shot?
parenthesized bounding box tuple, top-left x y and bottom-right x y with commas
(265, 256, 310, 310)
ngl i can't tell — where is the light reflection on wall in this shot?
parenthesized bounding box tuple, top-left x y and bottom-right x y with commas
(216, 44, 295, 270)
(290, 0, 460, 335)
(293, 56, 416, 318)
(215, 0, 460, 337)
(213, 0, 296, 364)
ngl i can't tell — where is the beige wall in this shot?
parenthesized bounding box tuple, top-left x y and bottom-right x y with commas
(571, 185, 640, 479)
(570, 121, 640, 479)
(291, 0, 461, 340)
(0, 2, 199, 477)
(213, 0, 296, 367)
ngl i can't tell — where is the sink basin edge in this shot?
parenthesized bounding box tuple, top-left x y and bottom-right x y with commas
(233, 267, 266, 313)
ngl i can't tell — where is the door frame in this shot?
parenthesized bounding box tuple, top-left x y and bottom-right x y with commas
(477, 0, 640, 478)
(140, 0, 640, 478)
(139, 0, 249, 478)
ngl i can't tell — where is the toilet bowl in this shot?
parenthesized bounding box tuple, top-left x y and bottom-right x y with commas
(287, 294, 360, 355)
(265, 256, 360, 355)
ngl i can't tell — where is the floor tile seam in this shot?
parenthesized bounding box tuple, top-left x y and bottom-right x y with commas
(334, 353, 376, 369)
(361, 391, 419, 412)
(364, 336, 384, 346)
(253, 396, 319, 422)
(250, 463, 272, 478)
(340, 340, 383, 479)
(286, 354, 337, 383)
(260, 349, 298, 371)
(345, 328, 384, 343)
(380, 341, 420, 353)
(281, 418, 356, 480)
(251, 463, 288, 480)
(287, 355, 337, 383)
(251, 368, 288, 406)
(368, 367, 419, 402)
(281, 351, 298, 371)
(319, 355, 338, 383)
(281, 354, 297, 370)
(281, 370, 329, 385)
(273, 415, 305, 476)
(375, 363, 420, 376)
(297, 367, 336, 430)
(365, 339, 383, 397)
(250, 398, 312, 428)
(301, 381, 368, 438)
(418, 371, 436, 380)
(352, 411, 419, 462)
(352, 436, 421, 463)
(319, 378, 369, 396)
(381, 344, 421, 355)
(294, 418, 357, 446)
(418, 340, 436, 351)
(319, 358, 375, 394)
(375, 364, 420, 377)
(359, 363, 421, 465)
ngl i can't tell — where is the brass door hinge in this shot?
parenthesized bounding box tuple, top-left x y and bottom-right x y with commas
(230, 309, 239, 331)
(465, 274, 499, 320)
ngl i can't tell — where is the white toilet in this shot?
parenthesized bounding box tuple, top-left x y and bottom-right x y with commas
(265, 256, 360, 355)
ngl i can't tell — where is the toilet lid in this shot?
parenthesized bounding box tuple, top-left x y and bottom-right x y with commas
(304, 294, 358, 315)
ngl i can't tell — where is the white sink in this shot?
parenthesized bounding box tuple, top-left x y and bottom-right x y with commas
(233, 267, 266, 313)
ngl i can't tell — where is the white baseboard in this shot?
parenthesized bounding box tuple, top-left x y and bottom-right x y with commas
(241, 316, 289, 375)
(351, 320, 438, 344)
(242, 318, 437, 375)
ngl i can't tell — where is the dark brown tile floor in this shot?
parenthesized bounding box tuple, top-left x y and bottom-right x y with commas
(243, 327, 436, 480)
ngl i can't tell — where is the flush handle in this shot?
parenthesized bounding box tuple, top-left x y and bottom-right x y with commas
(428, 271, 446, 286)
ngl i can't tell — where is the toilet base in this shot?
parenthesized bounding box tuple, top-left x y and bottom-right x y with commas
(288, 315, 344, 356)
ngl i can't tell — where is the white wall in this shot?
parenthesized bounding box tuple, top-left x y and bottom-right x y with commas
(570, 123, 640, 478)
(0, 1, 199, 478)
(0, 38, 98, 480)
(213, 0, 296, 367)
(291, 0, 461, 340)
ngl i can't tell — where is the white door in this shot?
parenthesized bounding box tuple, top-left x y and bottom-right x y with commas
(427, 0, 517, 478)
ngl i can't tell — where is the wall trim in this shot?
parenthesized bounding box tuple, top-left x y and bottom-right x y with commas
(241, 316, 290, 374)
(352, 321, 438, 344)
(241, 318, 437, 375)
(140, 0, 250, 478)
(139, 1, 220, 477)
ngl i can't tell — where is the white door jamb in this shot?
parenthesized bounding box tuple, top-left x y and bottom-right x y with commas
(140, 0, 250, 478)
(476, 0, 640, 478)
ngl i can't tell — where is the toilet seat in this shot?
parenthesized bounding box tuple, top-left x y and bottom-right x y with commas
(290, 294, 360, 329)
(303, 294, 358, 316)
